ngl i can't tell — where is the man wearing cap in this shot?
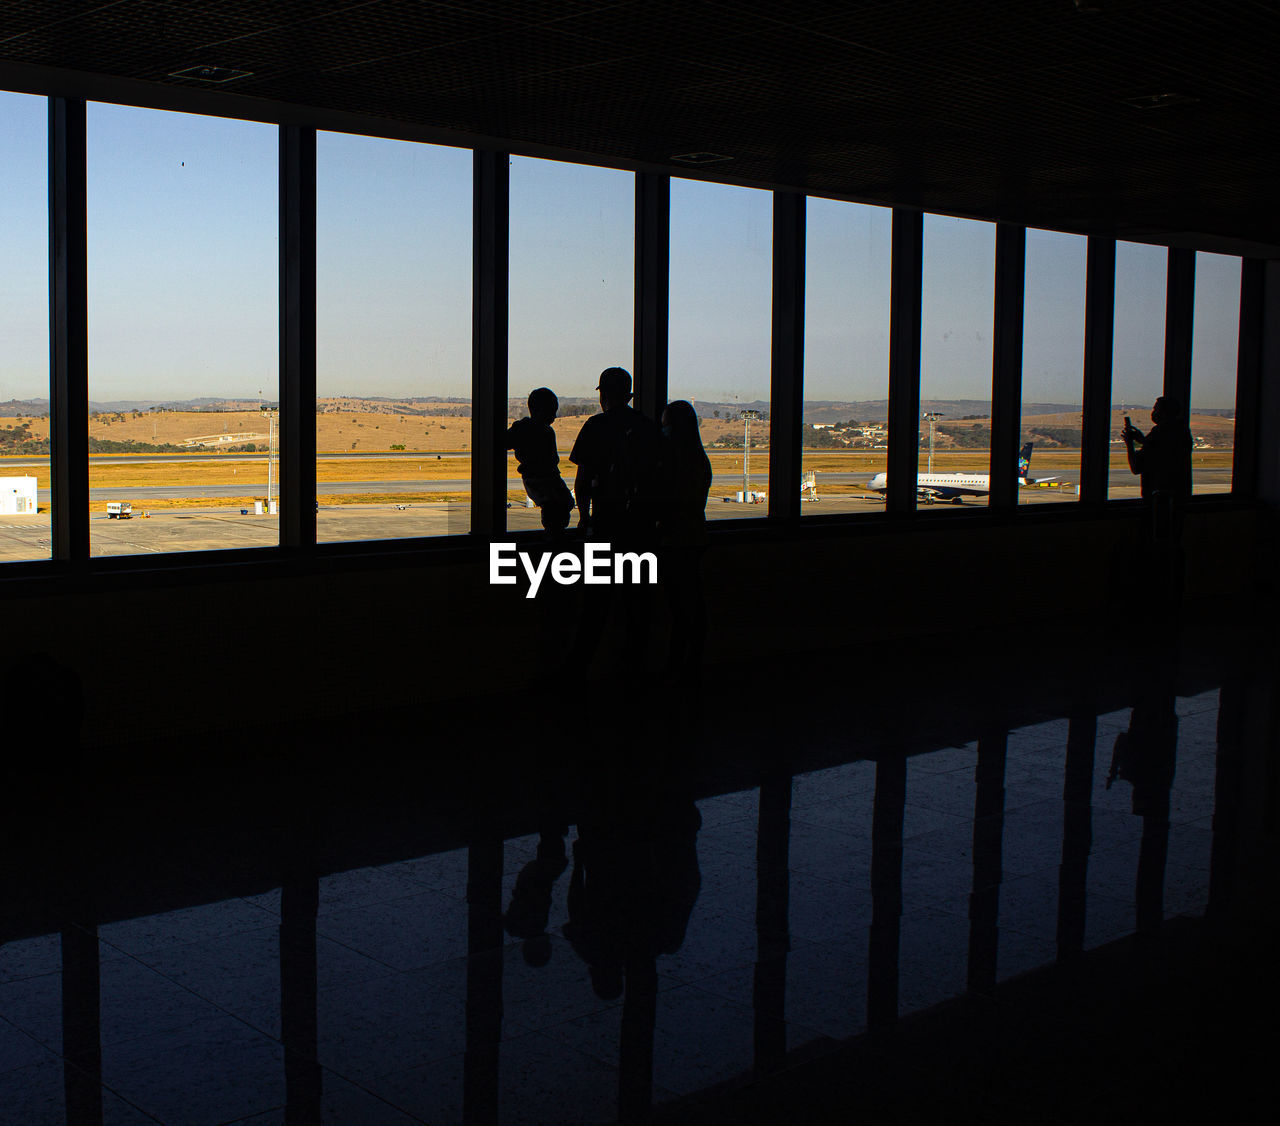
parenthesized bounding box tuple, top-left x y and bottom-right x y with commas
(569, 367, 661, 542)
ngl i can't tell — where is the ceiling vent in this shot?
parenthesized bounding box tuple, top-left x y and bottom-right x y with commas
(671, 152, 734, 165)
(1122, 92, 1199, 110)
(168, 65, 253, 84)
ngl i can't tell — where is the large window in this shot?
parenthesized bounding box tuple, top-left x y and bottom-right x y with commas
(316, 132, 471, 543)
(87, 104, 277, 556)
(509, 157, 633, 531)
(1190, 253, 1241, 496)
(3, 88, 1261, 576)
(919, 215, 996, 509)
(803, 198, 891, 516)
(669, 178, 773, 520)
(1019, 230, 1087, 505)
(0, 92, 49, 562)
(1109, 241, 1167, 499)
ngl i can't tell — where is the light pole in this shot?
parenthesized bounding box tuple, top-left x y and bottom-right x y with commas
(922, 412, 944, 473)
(261, 407, 278, 514)
(741, 409, 762, 502)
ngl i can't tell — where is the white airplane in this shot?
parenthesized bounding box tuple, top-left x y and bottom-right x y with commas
(864, 443, 1056, 504)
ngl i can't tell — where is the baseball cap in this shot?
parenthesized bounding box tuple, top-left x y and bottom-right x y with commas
(595, 367, 633, 400)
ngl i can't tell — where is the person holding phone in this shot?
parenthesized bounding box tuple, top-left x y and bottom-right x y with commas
(1122, 397, 1193, 502)
(1123, 397, 1193, 553)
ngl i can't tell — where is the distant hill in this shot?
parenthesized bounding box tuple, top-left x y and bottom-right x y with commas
(0, 399, 50, 416)
(3, 393, 1234, 424)
(5, 397, 285, 414)
(323, 396, 469, 417)
(800, 400, 1082, 424)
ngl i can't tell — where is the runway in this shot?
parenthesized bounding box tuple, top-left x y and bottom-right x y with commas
(0, 470, 1235, 563)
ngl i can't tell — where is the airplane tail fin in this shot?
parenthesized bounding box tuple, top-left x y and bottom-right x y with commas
(1017, 442, 1034, 479)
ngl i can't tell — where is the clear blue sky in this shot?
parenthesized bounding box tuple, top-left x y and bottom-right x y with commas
(317, 130, 471, 400)
(0, 90, 1243, 410)
(1, 91, 48, 401)
(669, 176, 774, 405)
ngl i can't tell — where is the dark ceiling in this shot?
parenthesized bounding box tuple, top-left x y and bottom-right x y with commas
(2, 0, 1277, 252)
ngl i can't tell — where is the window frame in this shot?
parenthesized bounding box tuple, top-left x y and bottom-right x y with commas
(0, 79, 1257, 592)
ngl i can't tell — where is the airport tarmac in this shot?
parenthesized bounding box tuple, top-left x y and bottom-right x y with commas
(0, 473, 1235, 563)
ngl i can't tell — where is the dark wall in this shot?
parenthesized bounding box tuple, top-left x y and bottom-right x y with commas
(5, 506, 1262, 751)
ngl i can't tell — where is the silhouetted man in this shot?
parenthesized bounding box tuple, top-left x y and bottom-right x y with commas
(568, 368, 661, 671)
(569, 367, 660, 543)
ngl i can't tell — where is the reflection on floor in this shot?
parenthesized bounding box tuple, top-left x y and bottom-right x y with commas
(1, 607, 1275, 1124)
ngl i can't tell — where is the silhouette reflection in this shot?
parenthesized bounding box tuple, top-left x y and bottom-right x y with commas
(1108, 646, 1178, 936)
(558, 738, 701, 1123)
(503, 828, 569, 968)
(0, 624, 1268, 1123)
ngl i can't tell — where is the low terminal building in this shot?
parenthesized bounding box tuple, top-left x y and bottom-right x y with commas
(0, 476, 37, 515)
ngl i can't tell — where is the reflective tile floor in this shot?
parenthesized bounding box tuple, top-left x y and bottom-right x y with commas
(1, 613, 1276, 1124)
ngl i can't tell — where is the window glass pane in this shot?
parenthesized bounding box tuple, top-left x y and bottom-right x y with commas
(316, 132, 471, 542)
(0, 91, 49, 561)
(509, 157, 633, 532)
(669, 178, 772, 520)
(919, 215, 995, 509)
(1019, 229, 1087, 505)
(87, 104, 277, 556)
(1109, 241, 1166, 499)
(1191, 253, 1240, 496)
(803, 197, 891, 516)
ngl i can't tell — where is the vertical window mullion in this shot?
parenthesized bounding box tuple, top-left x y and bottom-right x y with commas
(472, 150, 508, 538)
(49, 96, 89, 565)
(769, 191, 804, 522)
(1232, 259, 1264, 498)
(1080, 236, 1115, 505)
(988, 223, 1025, 509)
(634, 171, 669, 422)
(887, 209, 923, 515)
(280, 124, 317, 551)
(1164, 248, 1195, 411)
(1253, 261, 1280, 505)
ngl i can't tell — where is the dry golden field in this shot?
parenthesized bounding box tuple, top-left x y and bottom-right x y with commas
(4, 404, 1233, 453)
(0, 404, 1234, 510)
(74, 406, 484, 452)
